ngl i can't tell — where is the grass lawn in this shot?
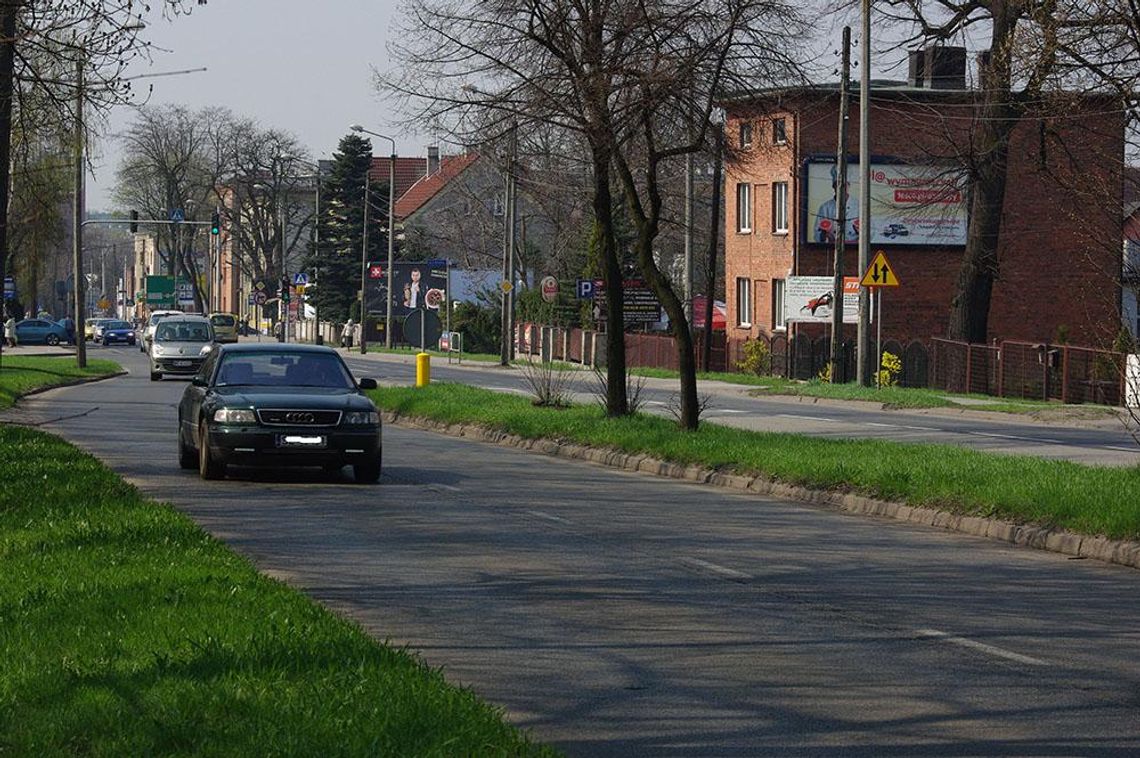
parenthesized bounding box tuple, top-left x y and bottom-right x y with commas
(0, 355, 122, 410)
(0, 371, 554, 755)
(373, 382, 1140, 540)
(630, 367, 1117, 416)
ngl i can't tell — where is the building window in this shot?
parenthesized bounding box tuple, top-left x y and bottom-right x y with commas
(739, 122, 752, 149)
(736, 277, 752, 327)
(772, 182, 788, 233)
(772, 279, 786, 329)
(736, 183, 752, 233)
(773, 118, 787, 145)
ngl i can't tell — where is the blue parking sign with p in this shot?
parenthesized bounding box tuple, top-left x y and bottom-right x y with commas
(576, 279, 595, 299)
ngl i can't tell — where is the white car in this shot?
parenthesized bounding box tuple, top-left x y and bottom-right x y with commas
(140, 309, 182, 353)
(149, 314, 215, 381)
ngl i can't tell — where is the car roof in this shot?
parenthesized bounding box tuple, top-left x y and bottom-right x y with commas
(159, 314, 211, 322)
(217, 343, 339, 355)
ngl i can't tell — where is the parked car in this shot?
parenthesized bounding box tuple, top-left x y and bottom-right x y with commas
(209, 312, 239, 343)
(149, 314, 215, 381)
(85, 318, 112, 341)
(140, 309, 182, 353)
(15, 318, 69, 346)
(177, 343, 382, 483)
(98, 319, 136, 346)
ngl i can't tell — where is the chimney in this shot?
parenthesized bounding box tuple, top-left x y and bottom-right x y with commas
(924, 46, 967, 89)
(427, 145, 440, 175)
(907, 49, 925, 88)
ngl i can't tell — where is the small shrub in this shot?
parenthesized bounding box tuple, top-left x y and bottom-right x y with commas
(518, 357, 575, 407)
(817, 363, 832, 383)
(736, 340, 770, 376)
(877, 351, 902, 388)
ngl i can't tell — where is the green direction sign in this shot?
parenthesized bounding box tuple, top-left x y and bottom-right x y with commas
(145, 275, 175, 306)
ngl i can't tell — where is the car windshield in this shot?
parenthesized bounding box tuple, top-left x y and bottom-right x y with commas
(155, 322, 211, 343)
(104, 321, 130, 329)
(215, 352, 354, 389)
(210, 315, 235, 327)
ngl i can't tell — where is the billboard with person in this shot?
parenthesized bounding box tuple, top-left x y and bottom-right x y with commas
(805, 159, 968, 247)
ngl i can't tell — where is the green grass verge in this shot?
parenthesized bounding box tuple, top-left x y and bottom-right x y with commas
(629, 367, 1113, 416)
(0, 425, 554, 755)
(373, 382, 1140, 540)
(0, 355, 122, 410)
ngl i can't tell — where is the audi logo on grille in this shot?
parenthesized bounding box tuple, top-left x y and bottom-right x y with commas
(285, 412, 315, 423)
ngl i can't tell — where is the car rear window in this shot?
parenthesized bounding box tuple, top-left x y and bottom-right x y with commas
(211, 315, 235, 327)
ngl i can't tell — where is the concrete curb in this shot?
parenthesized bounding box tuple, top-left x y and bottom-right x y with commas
(381, 410, 1140, 572)
(11, 370, 128, 399)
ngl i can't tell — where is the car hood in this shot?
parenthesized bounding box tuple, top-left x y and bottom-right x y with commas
(153, 341, 211, 354)
(211, 386, 375, 411)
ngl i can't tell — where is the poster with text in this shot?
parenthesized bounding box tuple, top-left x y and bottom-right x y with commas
(785, 276, 859, 324)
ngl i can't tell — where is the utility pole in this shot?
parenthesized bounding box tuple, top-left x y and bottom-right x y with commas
(857, 0, 873, 385)
(831, 26, 851, 383)
(500, 126, 516, 366)
(683, 144, 694, 324)
(701, 119, 724, 373)
(72, 55, 87, 368)
(359, 179, 370, 354)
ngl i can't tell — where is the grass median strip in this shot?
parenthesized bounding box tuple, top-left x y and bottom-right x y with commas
(373, 382, 1140, 540)
(0, 425, 554, 755)
(0, 355, 122, 410)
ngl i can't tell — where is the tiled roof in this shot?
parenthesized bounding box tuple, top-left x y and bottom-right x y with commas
(394, 153, 480, 220)
(369, 157, 427, 203)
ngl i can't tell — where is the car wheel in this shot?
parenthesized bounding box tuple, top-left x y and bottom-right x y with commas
(353, 457, 381, 484)
(198, 421, 225, 480)
(150, 371, 162, 381)
(178, 419, 197, 470)
(45, 334, 59, 346)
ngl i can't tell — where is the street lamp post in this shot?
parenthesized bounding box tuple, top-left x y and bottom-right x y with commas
(350, 125, 396, 349)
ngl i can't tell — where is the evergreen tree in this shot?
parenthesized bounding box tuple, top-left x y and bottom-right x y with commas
(305, 134, 389, 322)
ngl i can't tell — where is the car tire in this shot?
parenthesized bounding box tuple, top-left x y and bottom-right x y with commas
(150, 371, 162, 381)
(178, 420, 197, 470)
(198, 421, 225, 480)
(353, 457, 381, 484)
(45, 334, 59, 346)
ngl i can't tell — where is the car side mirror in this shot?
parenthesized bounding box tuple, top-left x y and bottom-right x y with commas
(357, 377, 377, 390)
(191, 376, 209, 388)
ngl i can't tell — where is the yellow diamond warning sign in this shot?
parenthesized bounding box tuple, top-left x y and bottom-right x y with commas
(859, 250, 900, 288)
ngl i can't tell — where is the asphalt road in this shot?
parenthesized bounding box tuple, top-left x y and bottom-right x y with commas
(7, 344, 1140, 755)
(335, 348, 1140, 467)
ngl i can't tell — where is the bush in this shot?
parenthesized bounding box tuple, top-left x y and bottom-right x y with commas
(877, 351, 902, 388)
(736, 339, 770, 375)
(451, 301, 500, 354)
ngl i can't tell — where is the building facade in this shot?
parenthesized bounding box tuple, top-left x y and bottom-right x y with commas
(724, 50, 1124, 359)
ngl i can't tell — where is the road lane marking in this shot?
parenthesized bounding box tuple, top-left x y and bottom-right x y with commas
(526, 510, 570, 524)
(679, 557, 751, 583)
(916, 628, 1048, 667)
(776, 413, 833, 423)
(486, 386, 529, 395)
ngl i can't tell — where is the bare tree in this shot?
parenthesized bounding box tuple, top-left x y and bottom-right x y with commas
(383, 0, 804, 426)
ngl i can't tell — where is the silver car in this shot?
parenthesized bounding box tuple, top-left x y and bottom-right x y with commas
(149, 314, 215, 381)
(141, 309, 182, 353)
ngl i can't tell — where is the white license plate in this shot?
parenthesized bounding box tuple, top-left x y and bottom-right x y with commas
(276, 435, 327, 448)
(173, 360, 192, 367)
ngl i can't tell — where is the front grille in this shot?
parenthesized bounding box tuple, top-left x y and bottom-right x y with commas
(256, 408, 342, 427)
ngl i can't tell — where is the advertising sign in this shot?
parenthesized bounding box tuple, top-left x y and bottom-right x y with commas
(805, 159, 967, 247)
(785, 276, 860, 324)
(145, 275, 175, 306)
(590, 278, 662, 325)
(540, 275, 559, 303)
(362, 261, 448, 318)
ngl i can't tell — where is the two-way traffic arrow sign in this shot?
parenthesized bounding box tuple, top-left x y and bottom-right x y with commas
(859, 250, 900, 288)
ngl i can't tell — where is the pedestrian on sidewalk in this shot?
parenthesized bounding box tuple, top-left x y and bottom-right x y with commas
(60, 315, 75, 345)
(342, 318, 354, 349)
(4, 313, 16, 348)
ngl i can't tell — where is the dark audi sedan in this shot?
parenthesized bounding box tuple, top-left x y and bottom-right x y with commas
(177, 343, 382, 482)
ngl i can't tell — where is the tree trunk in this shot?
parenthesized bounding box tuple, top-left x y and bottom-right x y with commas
(593, 144, 628, 417)
(947, 4, 1018, 344)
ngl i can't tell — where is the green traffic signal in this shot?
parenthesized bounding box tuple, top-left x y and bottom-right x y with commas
(210, 212, 220, 235)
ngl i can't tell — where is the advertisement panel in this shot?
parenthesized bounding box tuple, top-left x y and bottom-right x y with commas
(362, 261, 448, 317)
(805, 160, 967, 247)
(785, 276, 859, 324)
(589, 278, 662, 326)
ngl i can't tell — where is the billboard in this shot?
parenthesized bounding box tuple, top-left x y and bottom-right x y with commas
(785, 276, 859, 324)
(362, 261, 449, 318)
(805, 160, 967, 247)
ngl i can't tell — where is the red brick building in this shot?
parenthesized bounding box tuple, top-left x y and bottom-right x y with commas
(723, 51, 1124, 360)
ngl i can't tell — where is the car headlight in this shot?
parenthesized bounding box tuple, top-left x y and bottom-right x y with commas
(200, 345, 213, 355)
(343, 410, 379, 425)
(213, 408, 257, 424)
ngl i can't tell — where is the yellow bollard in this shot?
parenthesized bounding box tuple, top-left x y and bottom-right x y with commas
(415, 352, 431, 387)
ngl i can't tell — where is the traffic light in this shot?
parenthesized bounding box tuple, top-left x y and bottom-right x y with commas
(279, 277, 290, 303)
(210, 211, 220, 235)
(129, 210, 139, 234)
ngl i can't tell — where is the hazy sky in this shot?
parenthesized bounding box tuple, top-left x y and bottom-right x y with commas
(88, 0, 421, 211)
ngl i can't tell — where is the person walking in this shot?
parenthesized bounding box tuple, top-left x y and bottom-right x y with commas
(60, 315, 76, 345)
(4, 313, 15, 348)
(341, 318, 354, 349)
